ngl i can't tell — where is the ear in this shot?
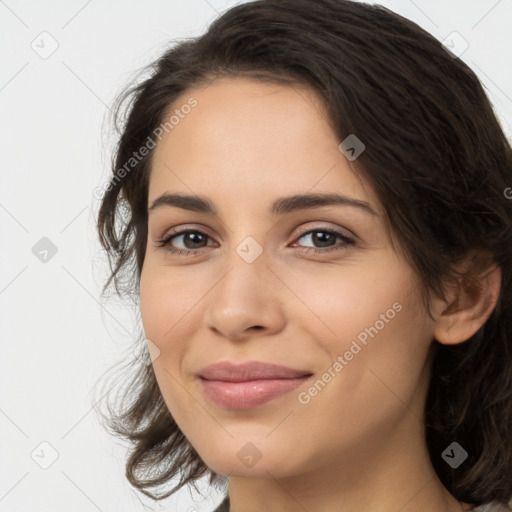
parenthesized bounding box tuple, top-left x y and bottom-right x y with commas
(434, 260, 502, 345)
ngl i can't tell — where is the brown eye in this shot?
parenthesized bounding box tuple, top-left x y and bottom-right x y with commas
(291, 228, 354, 254)
(157, 229, 216, 256)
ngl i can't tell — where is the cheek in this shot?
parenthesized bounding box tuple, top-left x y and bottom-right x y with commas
(293, 302, 433, 463)
(139, 263, 208, 343)
(289, 260, 432, 417)
(309, 294, 431, 426)
(139, 264, 212, 422)
(276, 257, 417, 352)
(139, 274, 198, 435)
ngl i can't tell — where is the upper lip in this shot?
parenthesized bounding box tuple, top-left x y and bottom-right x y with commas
(198, 361, 313, 382)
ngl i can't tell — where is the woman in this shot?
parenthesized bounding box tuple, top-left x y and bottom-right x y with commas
(95, 1, 512, 510)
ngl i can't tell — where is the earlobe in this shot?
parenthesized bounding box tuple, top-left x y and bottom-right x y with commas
(434, 263, 502, 346)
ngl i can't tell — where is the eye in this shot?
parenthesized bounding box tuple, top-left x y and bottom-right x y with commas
(291, 228, 355, 254)
(156, 229, 217, 256)
(156, 226, 355, 257)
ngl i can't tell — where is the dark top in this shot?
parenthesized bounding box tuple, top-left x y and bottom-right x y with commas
(212, 496, 229, 512)
(211, 496, 511, 512)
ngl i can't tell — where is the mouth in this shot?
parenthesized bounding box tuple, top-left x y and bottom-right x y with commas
(197, 361, 314, 409)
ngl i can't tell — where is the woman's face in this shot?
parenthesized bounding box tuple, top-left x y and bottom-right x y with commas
(140, 77, 438, 479)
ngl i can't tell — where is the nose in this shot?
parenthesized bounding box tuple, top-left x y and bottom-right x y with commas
(203, 250, 287, 342)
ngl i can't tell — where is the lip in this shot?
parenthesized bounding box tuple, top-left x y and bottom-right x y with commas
(197, 361, 313, 409)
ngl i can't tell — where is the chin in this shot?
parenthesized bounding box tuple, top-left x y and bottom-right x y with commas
(195, 439, 306, 479)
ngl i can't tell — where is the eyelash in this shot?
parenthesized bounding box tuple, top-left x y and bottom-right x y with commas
(156, 227, 355, 257)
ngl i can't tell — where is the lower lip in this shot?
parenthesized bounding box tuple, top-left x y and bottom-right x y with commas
(199, 376, 312, 409)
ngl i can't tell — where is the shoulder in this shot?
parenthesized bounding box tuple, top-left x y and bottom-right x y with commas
(472, 503, 512, 512)
(211, 495, 229, 512)
(208, 500, 512, 512)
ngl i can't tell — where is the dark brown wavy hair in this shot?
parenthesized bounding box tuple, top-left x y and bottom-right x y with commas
(93, 0, 512, 506)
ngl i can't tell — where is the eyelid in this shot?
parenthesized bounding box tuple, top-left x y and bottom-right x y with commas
(159, 223, 219, 241)
(156, 222, 356, 259)
(291, 223, 355, 242)
(158, 222, 355, 246)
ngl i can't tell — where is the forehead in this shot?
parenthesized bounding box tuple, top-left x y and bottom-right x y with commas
(148, 76, 379, 212)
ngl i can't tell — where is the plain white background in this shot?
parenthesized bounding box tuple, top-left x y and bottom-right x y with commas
(1, 1, 511, 511)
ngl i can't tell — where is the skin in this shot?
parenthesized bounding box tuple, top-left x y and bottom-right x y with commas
(139, 77, 501, 512)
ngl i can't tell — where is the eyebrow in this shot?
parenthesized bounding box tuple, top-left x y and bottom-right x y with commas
(148, 192, 378, 216)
